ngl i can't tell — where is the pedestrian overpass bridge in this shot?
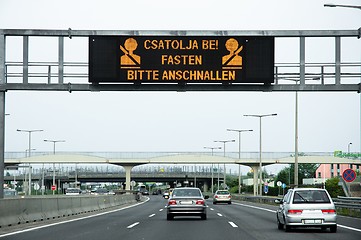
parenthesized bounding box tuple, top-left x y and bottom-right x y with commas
(4, 151, 360, 191)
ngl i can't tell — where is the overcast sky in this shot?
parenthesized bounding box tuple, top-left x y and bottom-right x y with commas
(0, 0, 360, 157)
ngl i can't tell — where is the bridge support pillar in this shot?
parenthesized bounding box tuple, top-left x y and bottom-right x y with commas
(252, 166, 260, 196)
(123, 165, 135, 191)
(203, 181, 209, 192)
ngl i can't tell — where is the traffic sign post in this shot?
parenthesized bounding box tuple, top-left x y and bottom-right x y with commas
(277, 181, 282, 195)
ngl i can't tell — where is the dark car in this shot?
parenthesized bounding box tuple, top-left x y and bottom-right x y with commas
(139, 188, 149, 195)
(166, 187, 208, 220)
(275, 188, 337, 232)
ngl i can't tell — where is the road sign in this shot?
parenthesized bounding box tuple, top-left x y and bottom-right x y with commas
(277, 181, 282, 187)
(34, 183, 40, 191)
(342, 169, 356, 183)
(51, 185, 56, 191)
(89, 36, 274, 84)
(264, 185, 269, 194)
(281, 183, 286, 189)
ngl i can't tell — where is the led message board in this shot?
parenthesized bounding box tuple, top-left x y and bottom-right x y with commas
(89, 36, 274, 83)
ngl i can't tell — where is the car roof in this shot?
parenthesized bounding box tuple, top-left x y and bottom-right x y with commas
(292, 188, 327, 191)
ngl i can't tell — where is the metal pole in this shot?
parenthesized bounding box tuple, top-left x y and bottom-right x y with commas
(0, 92, 4, 199)
(244, 114, 277, 196)
(259, 117, 262, 196)
(227, 129, 252, 194)
(238, 132, 241, 194)
(294, 90, 299, 187)
(28, 132, 31, 195)
(0, 33, 4, 199)
(44, 139, 65, 195)
(223, 142, 226, 189)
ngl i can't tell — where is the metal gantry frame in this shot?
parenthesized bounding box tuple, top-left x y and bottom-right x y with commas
(0, 29, 360, 198)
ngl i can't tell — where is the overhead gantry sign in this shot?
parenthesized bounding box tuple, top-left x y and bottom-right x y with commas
(89, 36, 274, 84)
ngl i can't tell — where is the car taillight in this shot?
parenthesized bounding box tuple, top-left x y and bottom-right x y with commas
(168, 200, 177, 205)
(228, 195, 232, 199)
(288, 209, 303, 214)
(322, 209, 336, 214)
(215, 195, 219, 198)
(196, 200, 205, 205)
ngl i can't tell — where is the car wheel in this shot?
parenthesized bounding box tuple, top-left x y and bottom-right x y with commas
(277, 217, 284, 230)
(201, 214, 207, 220)
(213, 202, 217, 205)
(330, 225, 337, 233)
(167, 214, 173, 220)
(228, 201, 232, 204)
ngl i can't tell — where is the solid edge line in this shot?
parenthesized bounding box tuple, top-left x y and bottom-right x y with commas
(0, 197, 150, 238)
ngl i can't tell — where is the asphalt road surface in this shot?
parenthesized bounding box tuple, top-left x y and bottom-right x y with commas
(1, 195, 360, 240)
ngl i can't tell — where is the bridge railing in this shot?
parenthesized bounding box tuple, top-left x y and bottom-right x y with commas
(4, 151, 336, 160)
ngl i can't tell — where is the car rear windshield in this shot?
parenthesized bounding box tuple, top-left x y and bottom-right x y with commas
(172, 189, 201, 197)
(217, 191, 230, 195)
(293, 190, 331, 204)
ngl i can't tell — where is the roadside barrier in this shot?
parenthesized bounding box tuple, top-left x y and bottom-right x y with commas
(0, 194, 137, 227)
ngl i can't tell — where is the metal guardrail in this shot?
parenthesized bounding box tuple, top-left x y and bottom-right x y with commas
(232, 194, 361, 216)
(334, 196, 361, 210)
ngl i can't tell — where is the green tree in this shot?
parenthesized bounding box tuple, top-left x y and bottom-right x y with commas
(276, 163, 318, 186)
(325, 177, 345, 198)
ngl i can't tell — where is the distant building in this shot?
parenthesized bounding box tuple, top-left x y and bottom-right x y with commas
(315, 164, 360, 179)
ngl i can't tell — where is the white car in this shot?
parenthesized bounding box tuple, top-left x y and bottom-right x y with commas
(276, 188, 337, 232)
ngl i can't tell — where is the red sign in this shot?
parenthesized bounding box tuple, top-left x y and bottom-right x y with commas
(51, 185, 56, 191)
(342, 169, 356, 183)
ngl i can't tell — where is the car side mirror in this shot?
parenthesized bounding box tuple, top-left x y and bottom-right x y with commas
(274, 199, 283, 204)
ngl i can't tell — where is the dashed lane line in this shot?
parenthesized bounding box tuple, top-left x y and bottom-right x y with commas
(228, 222, 238, 228)
(127, 222, 140, 229)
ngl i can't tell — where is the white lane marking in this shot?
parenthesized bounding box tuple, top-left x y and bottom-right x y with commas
(127, 222, 140, 229)
(159, 209, 164, 212)
(0, 198, 150, 238)
(149, 214, 156, 218)
(210, 208, 214, 211)
(234, 202, 361, 233)
(217, 213, 223, 217)
(229, 222, 238, 228)
(338, 224, 361, 232)
(233, 202, 276, 213)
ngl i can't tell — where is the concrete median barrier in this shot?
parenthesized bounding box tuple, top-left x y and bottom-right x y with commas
(0, 194, 137, 227)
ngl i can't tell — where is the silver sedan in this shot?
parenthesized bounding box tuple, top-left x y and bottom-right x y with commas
(166, 187, 209, 220)
(276, 188, 337, 232)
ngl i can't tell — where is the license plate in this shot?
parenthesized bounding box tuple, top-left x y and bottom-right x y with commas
(304, 219, 322, 224)
(180, 201, 193, 205)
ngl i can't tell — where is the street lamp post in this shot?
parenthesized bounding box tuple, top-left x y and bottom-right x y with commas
(244, 114, 277, 196)
(227, 129, 253, 194)
(324, 4, 361, 10)
(17, 129, 43, 195)
(324, 1, 360, 176)
(348, 142, 353, 154)
(44, 139, 65, 195)
(348, 142, 353, 167)
(214, 140, 235, 189)
(204, 146, 221, 194)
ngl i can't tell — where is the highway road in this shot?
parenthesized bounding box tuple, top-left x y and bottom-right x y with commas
(1, 195, 360, 240)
